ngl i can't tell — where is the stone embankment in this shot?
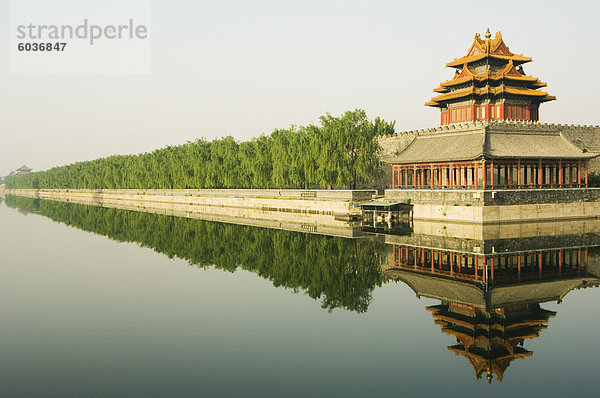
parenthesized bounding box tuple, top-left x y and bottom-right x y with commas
(384, 188, 600, 223)
(7, 188, 376, 215)
(5, 189, 379, 237)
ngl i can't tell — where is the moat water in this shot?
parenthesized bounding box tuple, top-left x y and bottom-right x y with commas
(1, 195, 599, 397)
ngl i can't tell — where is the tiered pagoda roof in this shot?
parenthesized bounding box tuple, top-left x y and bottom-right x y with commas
(427, 29, 555, 107)
(426, 29, 555, 124)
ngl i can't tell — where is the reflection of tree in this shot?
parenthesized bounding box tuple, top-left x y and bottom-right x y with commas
(6, 195, 385, 313)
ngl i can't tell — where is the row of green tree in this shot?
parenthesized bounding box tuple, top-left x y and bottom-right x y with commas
(6, 195, 386, 312)
(5, 110, 395, 190)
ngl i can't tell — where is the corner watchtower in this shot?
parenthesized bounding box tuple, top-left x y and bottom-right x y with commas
(426, 29, 556, 125)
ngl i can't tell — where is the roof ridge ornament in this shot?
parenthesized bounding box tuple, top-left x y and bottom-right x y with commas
(485, 28, 491, 40)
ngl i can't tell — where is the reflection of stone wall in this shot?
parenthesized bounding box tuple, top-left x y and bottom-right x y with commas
(385, 232, 600, 255)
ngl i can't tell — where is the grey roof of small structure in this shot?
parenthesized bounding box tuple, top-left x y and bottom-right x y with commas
(385, 269, 600, 310)
(386, 123, 597, 164)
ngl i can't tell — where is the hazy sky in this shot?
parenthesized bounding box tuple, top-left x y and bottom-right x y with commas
(1, 0, 599, 175)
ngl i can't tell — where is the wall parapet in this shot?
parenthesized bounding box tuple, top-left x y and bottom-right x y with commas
(385, 188, 600, 206)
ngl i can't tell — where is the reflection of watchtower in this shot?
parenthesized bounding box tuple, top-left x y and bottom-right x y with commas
(427, 302, 555, 383)
(390, 245, 590, 285)
(384, 236, 600, 383)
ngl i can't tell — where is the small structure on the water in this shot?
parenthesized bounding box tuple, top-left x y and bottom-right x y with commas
(360, 201, 413, 234)
(9, 165, 33, 176)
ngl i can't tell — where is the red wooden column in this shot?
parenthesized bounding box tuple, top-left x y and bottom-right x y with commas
(482, 162, 487, 189)
(401, 168, 405, 188)
(577, 161, 582, 187)
(430, 165, 434, 189)
(416, 168, 420, 188)
(401, 168, 406, 188)
(411, 248, 416, 269)
(392, 166, 396, 189)
(398, 168, 401, 188)
(538, 160, 543, 188)
(585, 162, 588, 187)
(558, 250, 562, 277)
(449, 164, 454, 188)
(490, 161, 495, 188)
(482, 256, 487, 282)
(559, 161, 563, 188)
(413, 165, 417, 188)
(569, 164, 573, 187)
(517, 160, 521, 188)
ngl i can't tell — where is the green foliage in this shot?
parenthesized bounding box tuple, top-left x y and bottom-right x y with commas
(5, 110, 393, 190)
(5, 195, 386, 313)
(589, 172, 600, 188)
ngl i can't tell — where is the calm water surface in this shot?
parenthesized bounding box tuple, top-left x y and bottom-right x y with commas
(1, 196, 599, 397)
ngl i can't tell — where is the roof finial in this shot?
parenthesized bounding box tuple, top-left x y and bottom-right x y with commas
(485, 28, 491, 40)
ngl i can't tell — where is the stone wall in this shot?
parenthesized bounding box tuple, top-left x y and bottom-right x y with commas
(16, 188, 377, 201)
(377, 132, 417, 160)
(8, 188, 377, 217)
(385, 188, 600, 206)
(383, 188, 600, 223)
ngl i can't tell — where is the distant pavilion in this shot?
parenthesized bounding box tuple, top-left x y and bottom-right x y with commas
(9, 165, 33, 177)
(388, 29, 596, 190)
